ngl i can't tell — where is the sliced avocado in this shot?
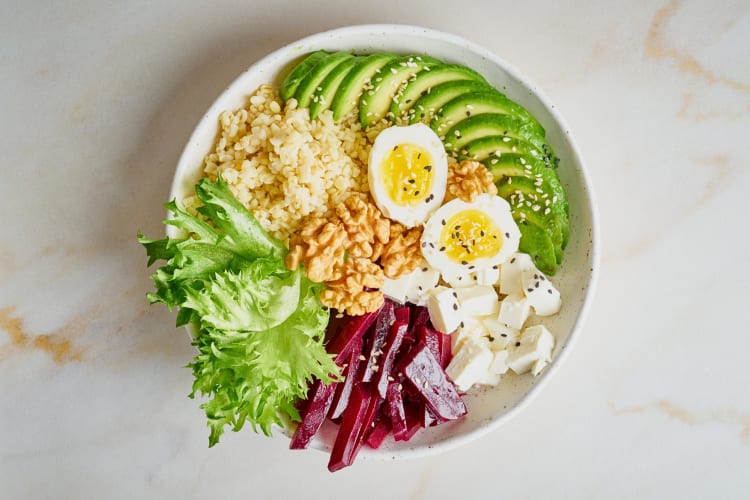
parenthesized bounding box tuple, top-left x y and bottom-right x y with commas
(358, 54, 441, 129)
(443, 114, 547, 156)
(515, 219, 558, 275)
(431, 91, 545, 138)
(294, 51, 354, 109)
(279, 51, 329, 102)
(390, 64, 487, 120)
(330, 53, 398, 121)
(456, 135, 546, 163)
(496, 176, 567, 263)
(308, 56, 359, 119)
(407, 80, 492, 125)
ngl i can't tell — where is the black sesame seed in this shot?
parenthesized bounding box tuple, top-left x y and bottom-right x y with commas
(501, 333, 508, 337)
(492, 265, 499, 269)
(393, 145, 398, 151)
(452, 292, 458, 298)
(510, 257, 516, 264)
(415, 190, 420, 196)
(468, 265, 475, 270)
(455, 225, 461, 230)
(452, 303, 458, 311)
(466, 111, 471, 117)
(461, 260, 468, 265)
(408, 179, 415, 184)
(535, 281, 540, 288)
(515, 342, 521, 347)
(480, 230, 485, 237)
(547, 289, 553, 294)
(439, 246, 446, 252)
(417, 153, 421, 159)
(422, 267, 428, 272)
(441, 219, 446, 225)
(406, 99, 412, 103)
(421, 242, 427, 248)
(460, 321, 465, 328)
(505, 232, 510, 238)
(527, 288, 533, 292)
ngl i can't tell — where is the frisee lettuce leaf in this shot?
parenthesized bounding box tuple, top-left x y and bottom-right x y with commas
(138, 176, 339, 446)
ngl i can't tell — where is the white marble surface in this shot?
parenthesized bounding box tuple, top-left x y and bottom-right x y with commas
(1, 0, 749, 498)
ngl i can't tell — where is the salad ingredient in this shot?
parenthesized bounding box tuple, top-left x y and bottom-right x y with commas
(319, 256, 385, 315)
(499, 253, 534, 295)
(445, 337, 494, 392)
(368, 124, 448, 228)
(330, 52, 398, 120)
(139, 177, 340, 444)
(279, 51, 568, 274)
(335, 194, 391, 261)
(425, 286, 462, 334)
(291, 300, 466, 471)
(507, 325, 555, 376)
(380, 222, 423, 278)
(308, 55, 357, 120)
(279, 50, 327, 101)
(382, 261, 441, 305)
(454, 285, 500, 317)
(497, 292, 532, 330)
(294, 51, 354, 109)
(196, 85, 369, 243)
(445, 159, 498, 203)
(420, 194, 521, 275)
(285, 216, 350, 283)
(289, 379, 337, 450)
(521, 267, 561, 316)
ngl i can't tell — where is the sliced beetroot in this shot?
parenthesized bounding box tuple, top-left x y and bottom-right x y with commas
(400, 343, 467, 421)
(402, 401, 424, 441)
(394, 305, 410, 325)
(375, 321, 409, 399)
(410, 304, 431, 329)
(328, 337, 364, 420)
(327, 306, 381, 364)
(438, 332, 452, 369)
(416, 325, 441, 362)
(290, 379, 338, 450)
(365, 416, 391, 449)
(361, 301, 395, 382)
(353, 386, 383, 455)
(386, 381, 408, 441)
(328, 384, 370, 472)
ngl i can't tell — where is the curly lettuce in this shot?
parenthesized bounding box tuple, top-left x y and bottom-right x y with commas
(139, 177, 339, 445)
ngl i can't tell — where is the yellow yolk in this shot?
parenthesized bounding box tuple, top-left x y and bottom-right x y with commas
(379, 143, 434, 207)
(440, 209, 503, 263)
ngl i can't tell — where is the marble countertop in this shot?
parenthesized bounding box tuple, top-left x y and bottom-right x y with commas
(2, 1, 749, 498)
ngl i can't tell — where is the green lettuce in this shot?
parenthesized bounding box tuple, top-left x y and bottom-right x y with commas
(139, 177, 339, 445)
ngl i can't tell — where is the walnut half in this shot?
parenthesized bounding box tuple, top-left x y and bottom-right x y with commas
(445, 160, 498, 203)
(319, 257, 385, 316)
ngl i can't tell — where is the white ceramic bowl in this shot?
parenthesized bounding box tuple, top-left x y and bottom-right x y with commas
(169, 24, 599, 459)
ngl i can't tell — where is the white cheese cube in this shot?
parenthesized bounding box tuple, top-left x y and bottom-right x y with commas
(489, 349, 510, 375)
(507, 324, 555, 375)
(499, 253, 533, 295)
(456, 285, 500, 316)
(381, 272, 414, 304)
(405, 264, 440, 305)
(475, 266, 501, 286)
(532, 358, 548, 376)
(440, 268, 473, 288)
(426, 286, 462, 334)
(445, 337, 494, 392)
(450, 318, 486, 352)
(482, 317, 519, 350)
(477, 371, 501, 386)
(521, 267, 561, 316)
(497, 292, 531, 330)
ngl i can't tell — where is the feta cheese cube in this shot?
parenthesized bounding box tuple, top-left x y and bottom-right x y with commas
(497, 292, 531, 330)
(521, 267, 561, 316)
(456, 285, 500, 316)
(507, 324, 555, 375)
(481, 317, 519, 350)
(426, 286, 462, 333)
(477, 371, 501, 386)
(381, 272, 414, 304)
(405, 264, 440, 305)
(489, 349, 510, 375)
(445, 337, 493, 392)
(475, 266, 501, 286)
(499, 253, 533, 295)
(450, 318, 486, 352)
(532, 358, 548, 376)
(440, 268, 473, 288)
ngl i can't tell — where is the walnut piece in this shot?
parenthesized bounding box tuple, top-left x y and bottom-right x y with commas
(285, 217, 349, 283)
(380, 223, 423, 279)
(319, 257, 385, 316)
(445, 160, 498, 203)
(335, 194, 390, 260)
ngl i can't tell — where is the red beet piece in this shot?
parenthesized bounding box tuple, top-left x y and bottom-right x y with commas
(416, 325, 441, 362)
(327, 306, 381, 364)
(361, 301, 395, 382)
(290, 379, 338, 450)
(410, 304, 431, 329)
(438, 332, 453, 369)
(386, 381, 409, 441)
(328, 336, 364, 420)
(365, 416, 391, 449)
(328, 384, 370, 472)
(400, 343, 467, 421)
(402, 401, 424, 441)
(375, 321, 409, 399)
(394, 305, 410, 325)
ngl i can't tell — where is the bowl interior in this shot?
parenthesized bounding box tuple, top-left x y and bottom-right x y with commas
(169, 24, 598, 459)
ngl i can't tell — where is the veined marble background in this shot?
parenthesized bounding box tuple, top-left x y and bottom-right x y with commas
(1, 0, 748, 498)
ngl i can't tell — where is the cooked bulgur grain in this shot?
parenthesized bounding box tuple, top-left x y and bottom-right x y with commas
(198, 85, 372, 243)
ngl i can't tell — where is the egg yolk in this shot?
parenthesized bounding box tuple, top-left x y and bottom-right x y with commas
(440, 209, 503, 263)
(379, 143, 434, 207)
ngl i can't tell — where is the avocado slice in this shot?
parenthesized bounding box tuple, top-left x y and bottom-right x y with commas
(407, 80, 492, 125)
(294, 51, 354, 109)
(358, 54, 441, 128)
(496, 175, 568, 263)
(279, 51, 328, 102)
(431, 91, 545, 138)
(390, 64, 487, 120)
(308, 56, 359, 119)
(515, 219, 558, 275)
(456, 135, 547, 164)
(443, 114, 548, 156)
(330, 53, 398, 121)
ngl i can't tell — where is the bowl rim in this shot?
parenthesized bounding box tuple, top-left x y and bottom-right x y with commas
(169, 23, 600, 460)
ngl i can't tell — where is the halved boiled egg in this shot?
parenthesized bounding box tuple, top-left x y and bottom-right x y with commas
(421, 193, 521, 274)
(368, 124, 448, 227)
